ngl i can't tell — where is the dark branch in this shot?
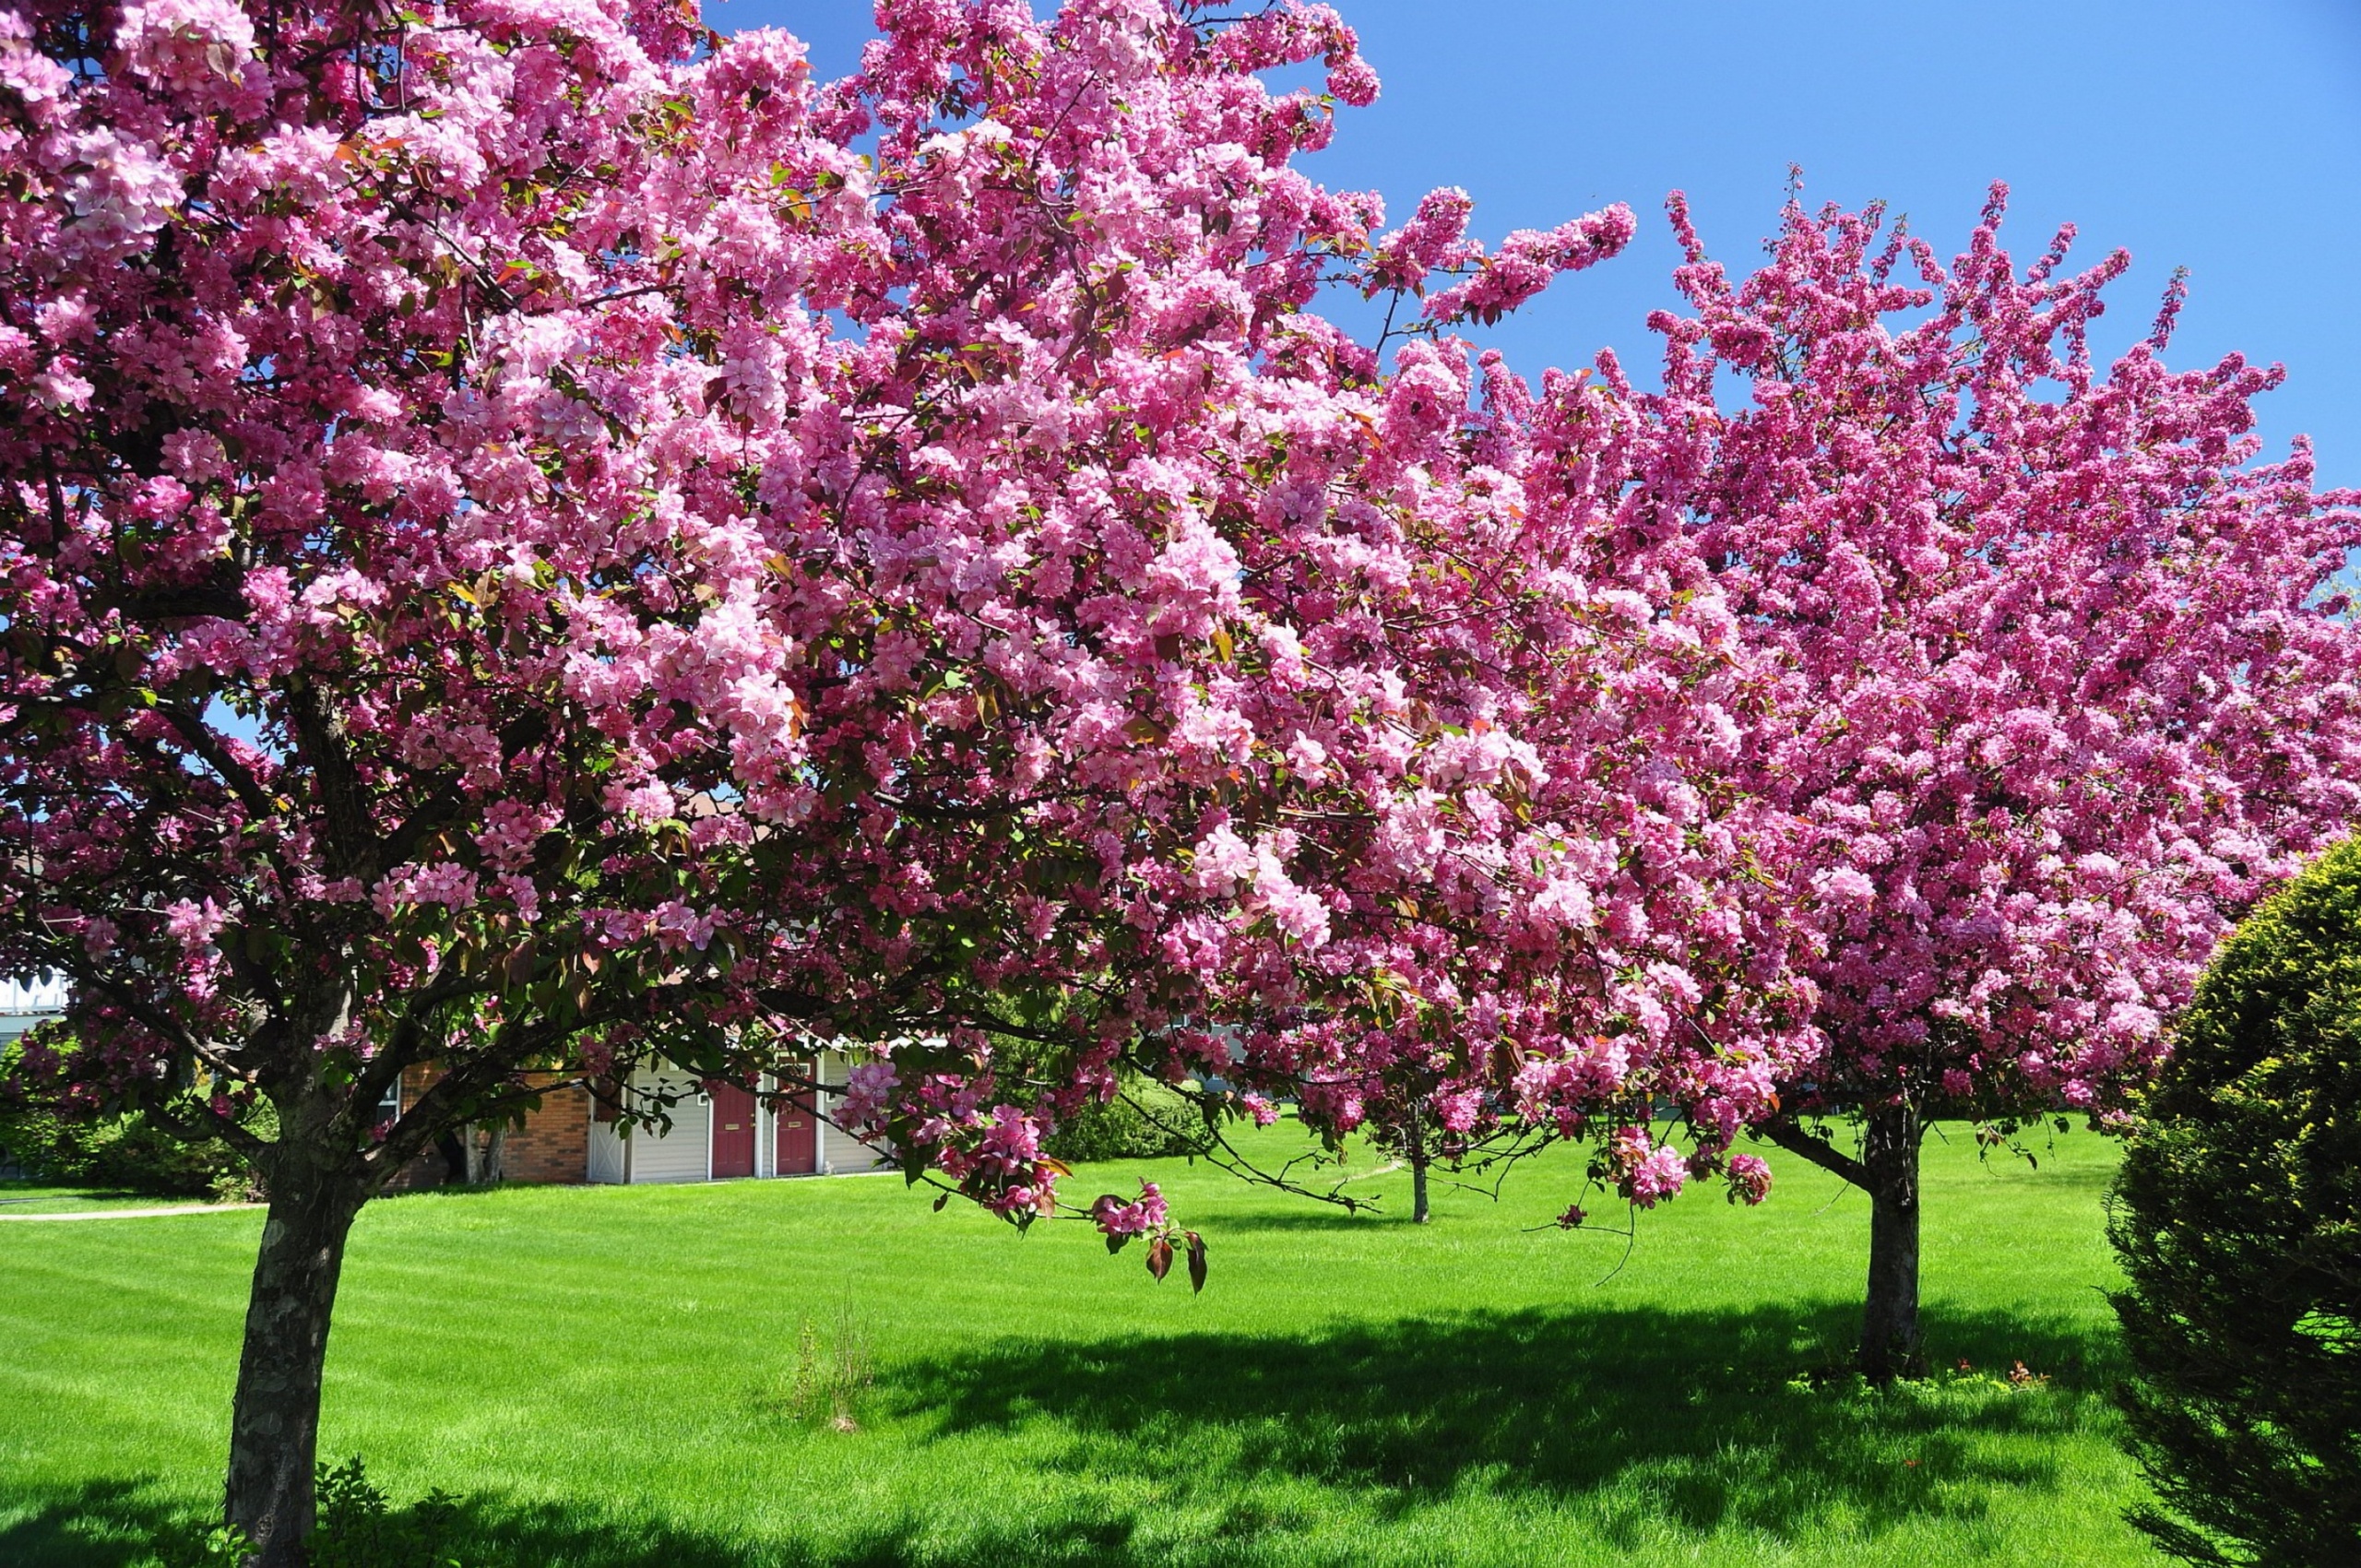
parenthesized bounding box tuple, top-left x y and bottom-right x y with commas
(1753, 1115, 1870, 1190)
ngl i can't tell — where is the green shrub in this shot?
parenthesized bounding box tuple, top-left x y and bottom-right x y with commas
(308, 1456, 462, 1568)
(0, 1040, 265, 1198)
(0, 1105, 260, 1196)
(979, 1030, 1215, 1163)
(155, 1460, 460, 1568)
(2108, 837, 2361, 1566)
(1042, 1075, 1212, 1163)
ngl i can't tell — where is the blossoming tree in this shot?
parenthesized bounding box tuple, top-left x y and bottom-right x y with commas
(1235, 329, 1821, 1229)
(0, 0, 1816, 1556)
(1635, 187, 2361, 1377)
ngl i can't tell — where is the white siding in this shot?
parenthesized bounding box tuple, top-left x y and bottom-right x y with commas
(753, 1072, 781, 1179)
(817, 1051, 890, 1174)
(620, 1066, 712, 1184)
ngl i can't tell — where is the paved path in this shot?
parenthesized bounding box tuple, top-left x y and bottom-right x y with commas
(0, 1204, 263, 1222)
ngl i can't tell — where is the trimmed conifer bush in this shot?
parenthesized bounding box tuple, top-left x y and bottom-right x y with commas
(2109, 838, 2361, 1565)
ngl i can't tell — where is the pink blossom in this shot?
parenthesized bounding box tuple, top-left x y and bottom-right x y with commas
(162, 898, 225, 950)
(977, 1106, 1042, 1167)
(837, 1062, 899, 1131)
(650, 900, 717, 953)
(1626, 1145, 1691, 1207)
(117, 0, 254, 90)
(1725, 1153, 1773, 1206)
(1091, 1181, 1171, 1239)
(1431, 1089, 1480, 1134)
(30, 363, 93, 410)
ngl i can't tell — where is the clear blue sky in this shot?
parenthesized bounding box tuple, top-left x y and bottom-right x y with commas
(718, 0, 2361, 487)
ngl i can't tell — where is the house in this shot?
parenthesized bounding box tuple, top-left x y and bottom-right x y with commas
(586, 1054, 890, 1183)
(0, 973, 65, 1047)
(4, 966, 885, 1189)
(392, 1051, 891, 1187)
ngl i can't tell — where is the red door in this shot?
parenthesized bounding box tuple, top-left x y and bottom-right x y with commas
(707, 1081, 756, 1179)
(775, 1069, 818, 1175)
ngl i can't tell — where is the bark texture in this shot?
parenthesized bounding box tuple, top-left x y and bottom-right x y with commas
(1858, 1100, 1924, 1382)
(460, 1122, 506, 1184)
(1756, 1106, 1925, 1381)
(1406, 1106, 1431, 1224)
(224, 1151, 366, 1566)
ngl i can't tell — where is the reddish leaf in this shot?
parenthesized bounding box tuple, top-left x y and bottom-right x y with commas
(1145, 1236, 1173, 1282)
(1186, 1230, 1207, 1293)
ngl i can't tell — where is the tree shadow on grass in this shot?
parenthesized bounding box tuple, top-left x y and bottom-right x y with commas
(884, 1301, 2126, 1543)
(1182, 1206, 1404, 1232)
(1, 1303, 2129, 1567)
(0, 1479, 1149, 1568)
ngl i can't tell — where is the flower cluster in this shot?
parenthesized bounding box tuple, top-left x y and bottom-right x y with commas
(1089, 1182, 1170, 1239)
(1724, 1153, 1774, 1206)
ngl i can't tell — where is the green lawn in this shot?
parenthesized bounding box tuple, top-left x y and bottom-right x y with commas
(0, 1123, 2161, 1567)
(0, 1183, 232, 1217)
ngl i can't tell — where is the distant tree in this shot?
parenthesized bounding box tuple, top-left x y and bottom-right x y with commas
(1634, 187, 2361, 1378)
(2110, 838, 2361, 1567)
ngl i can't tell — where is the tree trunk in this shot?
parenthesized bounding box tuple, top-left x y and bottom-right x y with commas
(1859, 1100, 1922, 1383)
(1406, 1105, 1430, 1224)
(224, 1158, 366, 1566)
(480, 1123, 506, 1185)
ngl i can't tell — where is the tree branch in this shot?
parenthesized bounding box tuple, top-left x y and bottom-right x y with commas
(1753, 1114, 1870, 1191)
(279, 674, 381, 880)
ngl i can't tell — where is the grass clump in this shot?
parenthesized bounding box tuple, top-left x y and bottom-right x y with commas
(756, 1307, 875, 1432)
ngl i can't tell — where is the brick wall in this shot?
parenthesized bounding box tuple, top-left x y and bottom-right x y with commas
(379, 1061, 450, 1192)
(501, 1078, 588, 1184)
(379, 1066, 587, 1189)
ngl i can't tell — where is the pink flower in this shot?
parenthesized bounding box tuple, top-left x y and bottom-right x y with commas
(30, 363, 93, 410)
(1366, 187, 1477, 292)
(1626, 1145, 1690, 1208)
(1192, 826, 1255, 893)
(1725, 1153, 1773, 1206)
(1091, 1181, 1170, 1238)
(1432, 1089, 1480, 1134)
(978, 1106, 1042, 1168)
(162, 897, 225, 951)
(371, 862, 479, 919)
(603, 780, 676, 825)
(118, 0, 254, 89)
(650, 900, 717, 953)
